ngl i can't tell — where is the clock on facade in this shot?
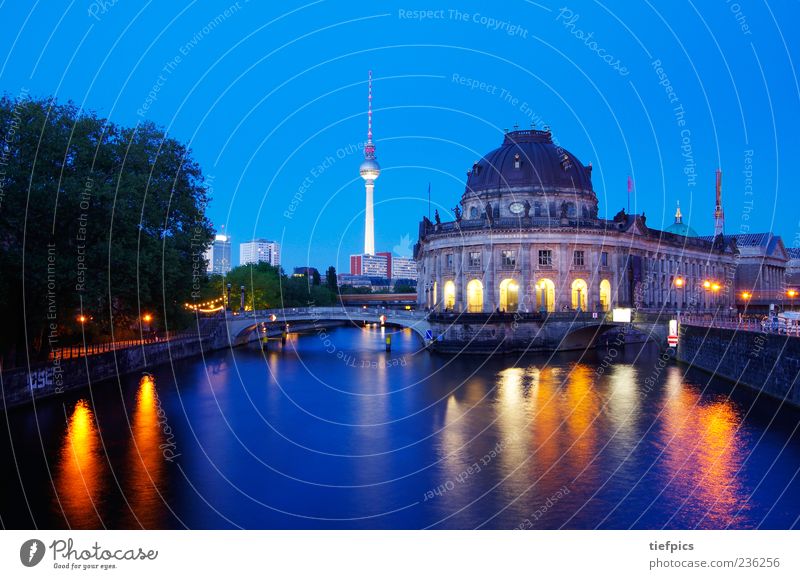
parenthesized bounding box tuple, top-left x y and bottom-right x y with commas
(509, 202, 525, 215)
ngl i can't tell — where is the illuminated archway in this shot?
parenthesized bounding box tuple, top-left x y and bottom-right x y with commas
(499, 278, 520, 312)
(467, 279, 484, 313)
(536, 278, 555, 312)
(443, 280, 456, 310)
(599, 279, 612, 312)
(571, 279, 588, 311)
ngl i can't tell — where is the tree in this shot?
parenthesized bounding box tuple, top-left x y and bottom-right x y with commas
(311, 269, 321, 286)
(325, 266, 337, 293)
(0, 95, 214, 363)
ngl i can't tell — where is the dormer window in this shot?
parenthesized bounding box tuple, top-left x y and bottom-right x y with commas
(472, 162, 481, 175)
(514, 153, 521, 169)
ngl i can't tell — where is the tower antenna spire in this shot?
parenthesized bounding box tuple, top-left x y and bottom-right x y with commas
(365, 70, 375, 159)
(359, 70, 380, 256)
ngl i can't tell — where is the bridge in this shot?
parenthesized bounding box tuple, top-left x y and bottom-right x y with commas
(223, 307, 432, 346)
(222, 307, 672, 352)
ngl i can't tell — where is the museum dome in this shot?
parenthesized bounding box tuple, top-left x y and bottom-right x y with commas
(664, 201, 698, 237)
(464, 128, 595, 198)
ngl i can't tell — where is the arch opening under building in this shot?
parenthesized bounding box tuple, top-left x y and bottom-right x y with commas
(536, 278, 556, 312)
(467, 279, 484, 313)
(499, 278, 520, 312)
(443, 280, 456, 311)
(572, 279, 588, 311)
(600, 279, 612, 312)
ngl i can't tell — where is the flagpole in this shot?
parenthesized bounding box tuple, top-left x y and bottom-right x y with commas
(627, 176, 631, 213)
(428, 182, 431, 220)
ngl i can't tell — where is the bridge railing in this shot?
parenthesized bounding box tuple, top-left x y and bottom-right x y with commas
(232, 306, 426, 322)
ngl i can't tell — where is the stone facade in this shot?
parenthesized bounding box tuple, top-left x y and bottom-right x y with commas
(415, 129, 737, 315)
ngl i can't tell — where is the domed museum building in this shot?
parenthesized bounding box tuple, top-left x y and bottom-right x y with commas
(414, 128, 736, 314)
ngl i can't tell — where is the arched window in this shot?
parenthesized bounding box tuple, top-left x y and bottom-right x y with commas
(535, 278, 556, 312)
(443, 281, 456, 310)
(566, 202, 577, 217)
(571, 279, 588, 311)
(498, 278, 519, 312)
(467, 279, 484, 313)
(599, 279, 611, 312)
(470, 206, 478, 219)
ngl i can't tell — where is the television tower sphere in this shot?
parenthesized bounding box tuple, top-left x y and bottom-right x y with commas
(360, 158, 381, 181)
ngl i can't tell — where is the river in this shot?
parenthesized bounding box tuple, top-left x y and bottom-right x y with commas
(2, 325, 799, 529)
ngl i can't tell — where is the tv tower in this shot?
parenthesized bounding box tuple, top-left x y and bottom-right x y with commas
(359, 70, 380, 256)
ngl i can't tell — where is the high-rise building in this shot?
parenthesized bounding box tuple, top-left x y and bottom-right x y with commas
(350, 253, 389, 278)
(205, 234, 232, 275)
(349, 251, 417, 280)
(359, 70, 380, 256)
(391, 256, 418, 281)
(239, 239, 280, 267)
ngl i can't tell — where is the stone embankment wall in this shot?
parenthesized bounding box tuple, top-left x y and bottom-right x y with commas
(677, 325, 800, 406)
(1, 319, 344, 409)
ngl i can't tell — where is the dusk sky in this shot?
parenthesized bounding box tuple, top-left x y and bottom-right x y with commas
(2, 1, 798, 271)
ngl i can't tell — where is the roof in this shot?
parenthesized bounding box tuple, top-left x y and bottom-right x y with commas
(699, 233, 785, 259)
(464, 129, 594, 197)
(664, 221, 699, 237)
(787, 247, 800, 259)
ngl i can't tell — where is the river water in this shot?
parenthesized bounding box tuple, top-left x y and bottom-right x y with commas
(2, 325, 799, 529)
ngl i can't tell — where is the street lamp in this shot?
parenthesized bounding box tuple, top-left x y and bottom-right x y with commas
(142, 313, 152, 323)
(674, 276, 684, 320)
(240, 285, 245, 313)
(77, 314, 88, 324)
(788, 289, 798, 311)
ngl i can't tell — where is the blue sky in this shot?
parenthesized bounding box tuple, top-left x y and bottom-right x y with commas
(2, 1, 799, 271)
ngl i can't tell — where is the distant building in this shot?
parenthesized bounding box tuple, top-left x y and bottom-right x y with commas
(337, 274, 373, 288)
(787, 248, 800, 287)
(391, 256, 418, 281)
(293, 267, 320, 279)
(700, 232, 789, 311)
(240, 239, 280, 267)
(205, 234, 232, 275)
(350, 252, 391, 278)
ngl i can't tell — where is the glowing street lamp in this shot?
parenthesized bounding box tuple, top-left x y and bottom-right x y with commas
(788, 289, 798, 310)
(77, 314, 88, 324)
(741, 292, 751, 300)
(673, 277, 685, 319)
(142, 313, 153, 323)
(703, 280, 712, 289)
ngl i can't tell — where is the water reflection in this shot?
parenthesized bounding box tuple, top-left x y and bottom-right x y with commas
(52, 399, 106, 528)
(123, 374, 166, 528)
(659, 367, 747, 527)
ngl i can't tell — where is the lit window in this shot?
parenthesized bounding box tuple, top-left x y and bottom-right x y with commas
(469, 251, 481, 268)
